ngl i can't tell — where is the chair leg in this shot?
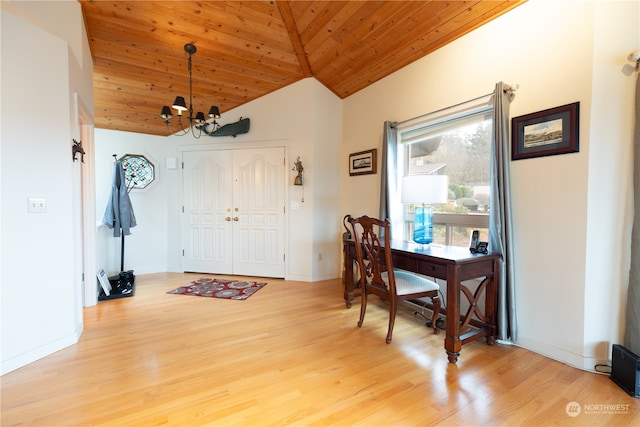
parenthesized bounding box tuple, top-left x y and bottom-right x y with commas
(357, 290, 367, 328)
(386, 301, 397, 344)
(431, 294, 441, 335)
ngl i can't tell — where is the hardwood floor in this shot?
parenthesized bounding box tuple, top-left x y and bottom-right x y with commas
(2, 273, 638, 426)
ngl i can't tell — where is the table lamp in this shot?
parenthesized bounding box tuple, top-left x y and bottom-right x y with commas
(401, 175, 449, 245)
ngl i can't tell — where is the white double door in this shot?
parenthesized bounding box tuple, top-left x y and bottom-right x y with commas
(182, 147, 285, 278)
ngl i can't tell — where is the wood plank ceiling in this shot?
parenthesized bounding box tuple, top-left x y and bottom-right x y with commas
(80, 1, 526, 137)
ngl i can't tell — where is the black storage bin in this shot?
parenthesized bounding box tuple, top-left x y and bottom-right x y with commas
(98, 270, 135, 301)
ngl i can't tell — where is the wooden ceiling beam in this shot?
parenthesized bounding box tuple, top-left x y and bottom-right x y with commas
(276, 1, 313, 77)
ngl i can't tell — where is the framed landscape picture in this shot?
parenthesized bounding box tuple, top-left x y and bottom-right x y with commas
(349, 149, 377, 176)
(512, 102, 579, 160)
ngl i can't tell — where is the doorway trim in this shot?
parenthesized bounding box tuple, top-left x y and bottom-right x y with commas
(75, 93, 97, 307)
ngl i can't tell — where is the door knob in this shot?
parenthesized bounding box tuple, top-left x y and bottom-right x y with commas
(225, 216, 231, 222)
(233, 217, 239, 221)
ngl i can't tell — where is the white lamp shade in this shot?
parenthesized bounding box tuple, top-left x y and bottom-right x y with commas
(401, 175, 449, 204)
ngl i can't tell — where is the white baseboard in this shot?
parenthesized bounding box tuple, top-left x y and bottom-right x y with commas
(1, 325, 82, 375)
(515, 335, 608, 373)
(285, 272, 340, 282)
(284, 273, 313, 282)
(312, 272, 340, 282)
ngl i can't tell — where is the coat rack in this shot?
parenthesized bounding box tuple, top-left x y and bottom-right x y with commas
(99, 155, 137, 300)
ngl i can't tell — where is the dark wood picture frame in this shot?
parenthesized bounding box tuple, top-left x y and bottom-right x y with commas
(512, 102, 579, 161)
(349, 149, 377, 176)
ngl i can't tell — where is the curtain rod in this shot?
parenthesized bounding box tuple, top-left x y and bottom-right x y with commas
(395, 83, 518, 127)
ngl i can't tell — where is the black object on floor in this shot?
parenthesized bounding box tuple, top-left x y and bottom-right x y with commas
(98, 270, 135, 301)
(610, 344, 640, 398)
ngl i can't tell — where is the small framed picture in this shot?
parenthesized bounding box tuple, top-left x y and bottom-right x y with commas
(349, 149, 377, 176)
(512, 102, 579, 161)
(97, 269, 111, 296)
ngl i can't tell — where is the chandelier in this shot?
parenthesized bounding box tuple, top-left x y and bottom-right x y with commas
(160, 43, 221, 138)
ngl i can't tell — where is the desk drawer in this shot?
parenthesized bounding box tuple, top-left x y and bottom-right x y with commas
(393, 256, 447, 279)
(415, 260, 447, 279)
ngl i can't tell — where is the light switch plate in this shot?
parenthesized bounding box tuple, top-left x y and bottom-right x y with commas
(28, 197, 46, 213)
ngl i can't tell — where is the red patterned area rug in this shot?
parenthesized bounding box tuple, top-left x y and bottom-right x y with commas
(167, 278, 267, 301)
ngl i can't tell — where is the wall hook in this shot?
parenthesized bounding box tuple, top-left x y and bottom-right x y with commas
(72, 139, 85, 163)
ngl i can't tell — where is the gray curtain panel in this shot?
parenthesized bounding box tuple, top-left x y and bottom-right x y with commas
(379, 121, 398, 223)
(624, 72, 640, 355)
(489, 82, 517, 343)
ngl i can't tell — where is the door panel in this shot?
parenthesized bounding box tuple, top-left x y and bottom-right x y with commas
(182, 150, 233, 273)
(232, 148, 285, 277)
(182, 147, 285, 278)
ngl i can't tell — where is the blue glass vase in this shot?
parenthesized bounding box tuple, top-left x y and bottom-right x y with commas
(413, 206, 433, 245)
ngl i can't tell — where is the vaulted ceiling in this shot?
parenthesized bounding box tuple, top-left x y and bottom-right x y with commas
(79, 1, 526, 137)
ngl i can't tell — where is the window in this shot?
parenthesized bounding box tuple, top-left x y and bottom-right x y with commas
(119, 154, 155, 190)
(390, 98, 493, 247)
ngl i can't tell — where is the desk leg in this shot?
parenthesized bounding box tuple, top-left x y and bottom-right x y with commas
(444, 265, 461, 363)
(484, 258, 500, 345)
(446, 349, 460, 364)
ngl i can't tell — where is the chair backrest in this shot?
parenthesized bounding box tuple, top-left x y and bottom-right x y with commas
(347, 215, 397, 295)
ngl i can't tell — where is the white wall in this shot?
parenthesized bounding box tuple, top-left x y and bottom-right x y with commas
(1, 1, 94, 374)
(95, 78, 343, 282)
(584, 1, 639, 363)
(311, 81, 343, 281)
(341, 0, 638, 370)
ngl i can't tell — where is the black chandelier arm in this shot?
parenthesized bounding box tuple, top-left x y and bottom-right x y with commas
(183, 115, 204, 139)
(196, 120, 221, 136)
(166, 110, 205, 138)
(172, 114, 190, 136)
(190, 122, 203, 139)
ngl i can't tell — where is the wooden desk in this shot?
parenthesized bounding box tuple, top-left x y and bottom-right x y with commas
(343, 239, 501, 363)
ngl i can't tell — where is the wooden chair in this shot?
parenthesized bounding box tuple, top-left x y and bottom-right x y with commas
(347, 215, 441, 343)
